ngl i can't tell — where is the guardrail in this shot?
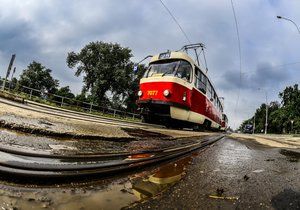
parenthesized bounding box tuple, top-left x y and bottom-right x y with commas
(0, 79, 140, 120)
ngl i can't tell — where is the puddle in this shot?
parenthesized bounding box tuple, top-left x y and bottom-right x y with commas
(48, 144, 78, 151)
(0, 155, 193, 209)
(271, 189, 300, 209)
(252, 169, 264, 173)
(279, 149, 300, 162)
(131, 156, 192, 200)
(122, 128, 171, 139)
(0, 128, 129, 155)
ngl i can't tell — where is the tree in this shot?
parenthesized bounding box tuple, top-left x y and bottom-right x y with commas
(55, 86, 75, 99)
(124, 64, 147, 112)
(67, 41, 133, 106)
(279, 84, 300, 133)
(239, 84, 300, 134)
(18, 61, 59, 94)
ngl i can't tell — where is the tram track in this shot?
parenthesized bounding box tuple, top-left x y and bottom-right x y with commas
(0, 97, 161, 129)
(0, 135, 224, 178)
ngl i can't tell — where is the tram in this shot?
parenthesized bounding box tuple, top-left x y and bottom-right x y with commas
(221, 114, 228, 131)
(137, 43, 226, 130)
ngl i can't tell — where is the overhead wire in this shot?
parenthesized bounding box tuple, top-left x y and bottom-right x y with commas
(158, 0, 191, 44)
(230, 0, 242, 128)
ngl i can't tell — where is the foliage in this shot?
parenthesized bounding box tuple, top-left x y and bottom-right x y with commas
(66, 41, 134, 107)
(123, 64, 147, 112)
(7, 77, 18, 91)
(240, 84, 300, 134)
(55, 86, 75, 99)
(18, 61, 59, 95)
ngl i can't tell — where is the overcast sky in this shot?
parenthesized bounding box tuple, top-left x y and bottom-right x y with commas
(0, 0, 300, 129)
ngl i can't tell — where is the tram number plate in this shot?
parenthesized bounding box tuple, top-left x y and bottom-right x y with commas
(159, 52, 170, 59)
(147, 90, 158, 96)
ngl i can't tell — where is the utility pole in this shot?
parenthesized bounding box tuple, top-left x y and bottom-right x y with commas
(258, 88, 268, 135)
(265, 92, 268, 135)
(253, 113, 256, 134)
(8, 67, 16, 90)
(2, 54, 16, 91)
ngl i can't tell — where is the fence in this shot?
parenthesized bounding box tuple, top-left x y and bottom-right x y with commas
(0, 79, 140, 120)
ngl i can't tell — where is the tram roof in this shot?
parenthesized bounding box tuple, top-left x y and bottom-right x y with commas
(150, 51, 197, 67)
(149, 50, 224, 112)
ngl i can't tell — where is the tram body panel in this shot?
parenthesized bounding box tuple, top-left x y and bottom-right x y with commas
(137, 50, 225, 129)
(138, 77, 192, 108)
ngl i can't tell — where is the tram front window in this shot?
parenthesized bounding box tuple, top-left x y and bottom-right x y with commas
(145, 60, 180, 77)
(175, 60, 191, 82)
(144, 60, 192, 82)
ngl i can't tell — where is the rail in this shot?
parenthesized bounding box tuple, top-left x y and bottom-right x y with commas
(0, 135, 224, 179)
(0, 79, 140, 120)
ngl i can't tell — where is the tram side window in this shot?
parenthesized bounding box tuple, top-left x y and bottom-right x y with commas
(195, 67, 206, 94)
(207, 82, 212, 100)
(214, 92, 218, 106)
(213, 90, 217, 106)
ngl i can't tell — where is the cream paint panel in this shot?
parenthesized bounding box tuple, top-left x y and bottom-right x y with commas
(211, 121, 220, 129)
(170, 106, 189, 121)
(170, 107, 205, 124)
(140, 77, 193, 90)
(170, 106, 221, 128)
(150, 51, 196, 66)
(188, 110, 206, 124)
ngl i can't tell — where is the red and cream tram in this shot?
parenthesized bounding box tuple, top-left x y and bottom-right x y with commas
(137, 45, 226, 130)
(221, 114, 228, 131)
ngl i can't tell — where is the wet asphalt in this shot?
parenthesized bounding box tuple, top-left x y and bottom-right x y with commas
(130, 137, 300, 210)
(0, 134, 299, 209)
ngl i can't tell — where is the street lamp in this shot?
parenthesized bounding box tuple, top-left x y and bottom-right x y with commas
(277, 15, 300, 34)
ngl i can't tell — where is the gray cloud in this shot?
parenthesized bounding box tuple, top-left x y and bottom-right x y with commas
(0, 0, 300, 129)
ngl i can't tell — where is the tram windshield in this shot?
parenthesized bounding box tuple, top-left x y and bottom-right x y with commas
(144, 60, 192, 82)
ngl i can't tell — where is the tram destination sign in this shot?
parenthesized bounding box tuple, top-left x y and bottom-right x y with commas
(159, 52, 171, 59)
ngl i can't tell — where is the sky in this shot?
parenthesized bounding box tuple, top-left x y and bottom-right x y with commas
(0, 0, 300, 129)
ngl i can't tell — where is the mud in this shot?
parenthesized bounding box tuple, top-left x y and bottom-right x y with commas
(122, 128, 171, 139)
(0, 128, 130, 155)
(280, 149, 300, 162)
(0, 129, 205, 158)
(0, 153, 196, 210)
(0, 114, 133, 141)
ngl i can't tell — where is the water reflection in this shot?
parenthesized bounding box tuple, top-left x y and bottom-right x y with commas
(0, 155, 194, 210)
(132, 156, 192, 200)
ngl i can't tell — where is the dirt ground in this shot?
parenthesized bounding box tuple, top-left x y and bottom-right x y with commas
(0, 98, 215, 140)
(230, 133, 300, 149)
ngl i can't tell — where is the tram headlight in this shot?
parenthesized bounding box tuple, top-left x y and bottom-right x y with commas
(182, 92, 187, 101)
(163, 89, 170, 97)
(138, 90, 143, 97)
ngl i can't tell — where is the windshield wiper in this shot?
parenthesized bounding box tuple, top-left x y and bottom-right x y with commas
(161, 70, 173, 77)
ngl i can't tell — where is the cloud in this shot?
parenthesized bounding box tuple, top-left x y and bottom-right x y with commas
(0, 0, 300, 129)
